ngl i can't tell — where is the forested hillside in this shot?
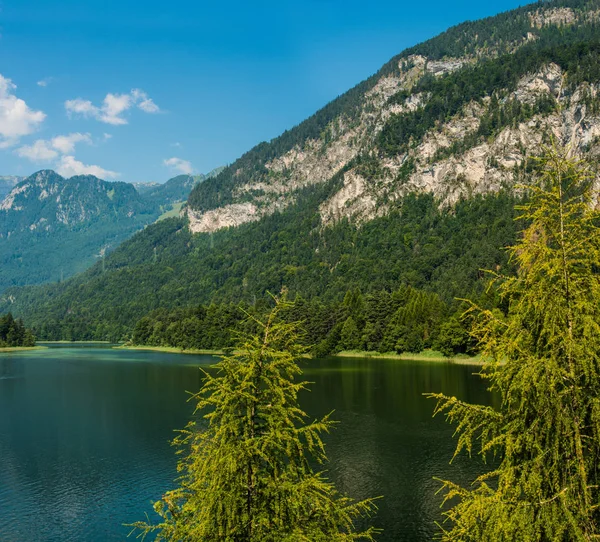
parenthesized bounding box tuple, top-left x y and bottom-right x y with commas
(0, 186, 519, 341)
(2, 0, 598, 345)
(140, 166, 224, 208)
(0, 171, 158, 291)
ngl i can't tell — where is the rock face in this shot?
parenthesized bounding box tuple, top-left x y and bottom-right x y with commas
(188, 203, 259, 233)
(529, 7, 577, 28)
(186, 0, 600, 233)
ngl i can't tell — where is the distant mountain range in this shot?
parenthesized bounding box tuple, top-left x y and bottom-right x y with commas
(0, 167, 221, 292)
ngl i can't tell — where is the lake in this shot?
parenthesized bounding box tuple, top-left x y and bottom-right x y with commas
(0, 345, 493, 541)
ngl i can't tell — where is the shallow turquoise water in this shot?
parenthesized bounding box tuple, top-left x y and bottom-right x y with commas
(0, 345, 493, 541)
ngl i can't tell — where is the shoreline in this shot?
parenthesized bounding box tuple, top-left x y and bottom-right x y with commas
(115, 345, 229, 356)
(333, 350, 483, 364)
(115, 345, 484, 364)
(0, 346, 48, 352)
(38, 340, 115, 344)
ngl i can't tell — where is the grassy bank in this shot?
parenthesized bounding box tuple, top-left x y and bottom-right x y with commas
(0, 345, 48, 352)
(333, 349, 484, 365)
(117, 345, 483, 364)
(38, 340, 115, 344)
(115, 345, 229, 356)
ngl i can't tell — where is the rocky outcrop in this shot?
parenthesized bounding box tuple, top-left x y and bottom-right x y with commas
(320, 171, 380, 226)
(188, 203, 260, 233)
(318, 64, 600, 218)
(529, 7, 576, 28)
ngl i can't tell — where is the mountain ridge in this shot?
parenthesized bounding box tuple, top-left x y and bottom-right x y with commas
(186, 0, 600, 233)
(0, 168, 216, 291)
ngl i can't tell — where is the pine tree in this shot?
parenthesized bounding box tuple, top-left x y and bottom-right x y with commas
(428, 148, 600, 540)
(131, 295, 378, 541)
(340, 316, 362, 351)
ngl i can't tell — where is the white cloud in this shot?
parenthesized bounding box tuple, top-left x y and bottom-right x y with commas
(170, 141, 181, 147)
(15, 132, 92, 162)
(0, 74, 46, 146)
(0, 138, 18, 149)
(131, 89, 159, 113)
(65, 88, 160, 125)
(51, 132, 92, 154)
(56, 155, 119, 179)
(102, 133, 112, 140)
(37, 77, 54, 87)
(163, 157, 193, 175)
(16, 140, 58, 161)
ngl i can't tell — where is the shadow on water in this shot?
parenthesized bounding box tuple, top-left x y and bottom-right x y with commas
(0, 347, 495, 541)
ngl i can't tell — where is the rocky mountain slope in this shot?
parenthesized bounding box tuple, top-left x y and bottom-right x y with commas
(3, 0, 600, 339)
(187, 0, 600, 232)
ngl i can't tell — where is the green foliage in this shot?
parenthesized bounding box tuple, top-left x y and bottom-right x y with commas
(2, 189, 520, 342)
(0, 313, 35, 347)
(130, 296, 378, 541)
(126, 283, 477, 358)
(428, 149, 600, 540)
(433, 316, 472, 358)
(340, 317, 362, 351)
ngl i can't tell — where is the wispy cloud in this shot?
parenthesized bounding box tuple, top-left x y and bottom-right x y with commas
(0, 74, 46, 147)
(37, 77, 54, 88)
(56, 155, 119, 179)
(15, 133, 92, 161)
(65, 88, 160, 125)
(163, 157, 193, 175)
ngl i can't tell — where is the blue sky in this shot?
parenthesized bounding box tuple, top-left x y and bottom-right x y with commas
(0, 0, 527, 183)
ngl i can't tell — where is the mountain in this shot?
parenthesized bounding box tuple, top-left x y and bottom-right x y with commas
(0, 176, 23, 199)
(0, 170, 158, 290)
(186, 0, 600, 232)
(131, 181, 161, 194)
(0, 169, 214, 292)
(2, 0, 599, 340)
(141, 167, 224, 208)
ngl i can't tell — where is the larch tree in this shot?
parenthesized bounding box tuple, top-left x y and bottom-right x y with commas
(428, 148, 600, 540)
(131, 295, 378, 541)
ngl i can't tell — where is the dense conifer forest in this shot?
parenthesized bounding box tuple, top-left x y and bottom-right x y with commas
(0, 313, 35, 348)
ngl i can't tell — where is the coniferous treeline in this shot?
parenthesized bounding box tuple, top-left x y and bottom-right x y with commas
(5, 190, 520, 344)
(0, 313, 35, 348)
(129, 286, 477, 357)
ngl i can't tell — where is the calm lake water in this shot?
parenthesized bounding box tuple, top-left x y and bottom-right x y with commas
(0, 345, 493, 541)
